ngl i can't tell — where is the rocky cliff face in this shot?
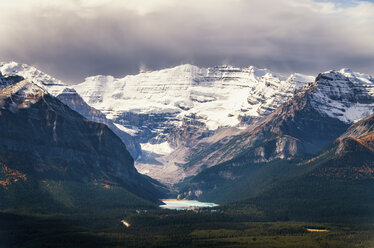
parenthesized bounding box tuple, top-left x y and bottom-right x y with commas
(56, 90, 141, 159)
(0, 80, 162, 203)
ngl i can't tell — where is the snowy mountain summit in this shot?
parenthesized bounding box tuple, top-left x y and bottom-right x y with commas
(0, 61, 70, 96)
(311, 68, 374, 123)
(73, 64, 314, 132)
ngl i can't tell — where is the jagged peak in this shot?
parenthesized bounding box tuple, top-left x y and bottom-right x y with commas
(315, 68, 374, 88)
(287, 73, 315, 83)
(310, 69, 374, 124)
(1, 61, 41, 77)
(0, 61, 77, 96)
(318, 68, 374, 84)
(0, 61, 65, 86)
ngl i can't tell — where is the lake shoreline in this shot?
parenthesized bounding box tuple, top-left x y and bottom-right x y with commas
(160, 199, 219, 210)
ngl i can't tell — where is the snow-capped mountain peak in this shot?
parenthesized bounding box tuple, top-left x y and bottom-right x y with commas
(74, 64, 314, 131)
(0, 61, 71, 96)
(310, 69, 374, 123)
(0, 80, 48, 111)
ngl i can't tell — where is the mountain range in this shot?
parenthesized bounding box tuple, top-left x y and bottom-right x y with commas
(0, 61, 373, 218)
(176, 68, 374, 202)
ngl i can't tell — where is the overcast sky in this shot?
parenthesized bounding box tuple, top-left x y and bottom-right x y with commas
(0, 0, 373, 83)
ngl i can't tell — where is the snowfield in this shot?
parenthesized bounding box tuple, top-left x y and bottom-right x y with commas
(73, 64, 315, 130)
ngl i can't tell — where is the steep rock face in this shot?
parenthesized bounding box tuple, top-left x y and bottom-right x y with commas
(56, 90, 141, 158)
(0, 80, 162, 204)
(0, 62, 141, 159)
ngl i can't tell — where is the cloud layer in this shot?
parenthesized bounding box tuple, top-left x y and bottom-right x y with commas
(0, 0, 373, 82)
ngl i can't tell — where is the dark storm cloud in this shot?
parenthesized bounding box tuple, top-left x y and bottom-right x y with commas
(0, 0, 373, 83)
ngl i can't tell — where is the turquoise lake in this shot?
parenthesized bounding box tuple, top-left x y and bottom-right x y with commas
(160, 199, 218, 210)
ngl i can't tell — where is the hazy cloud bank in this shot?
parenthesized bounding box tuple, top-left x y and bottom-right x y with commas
(0, 0, 373, 82)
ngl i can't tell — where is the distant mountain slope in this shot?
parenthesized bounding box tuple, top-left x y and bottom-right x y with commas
(246, 114, 374, 220)
(180, 69, 374, 199)
(0, 62, 141, 159)
(0, 78, 163, 211)
(180, 114, 374, 220)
